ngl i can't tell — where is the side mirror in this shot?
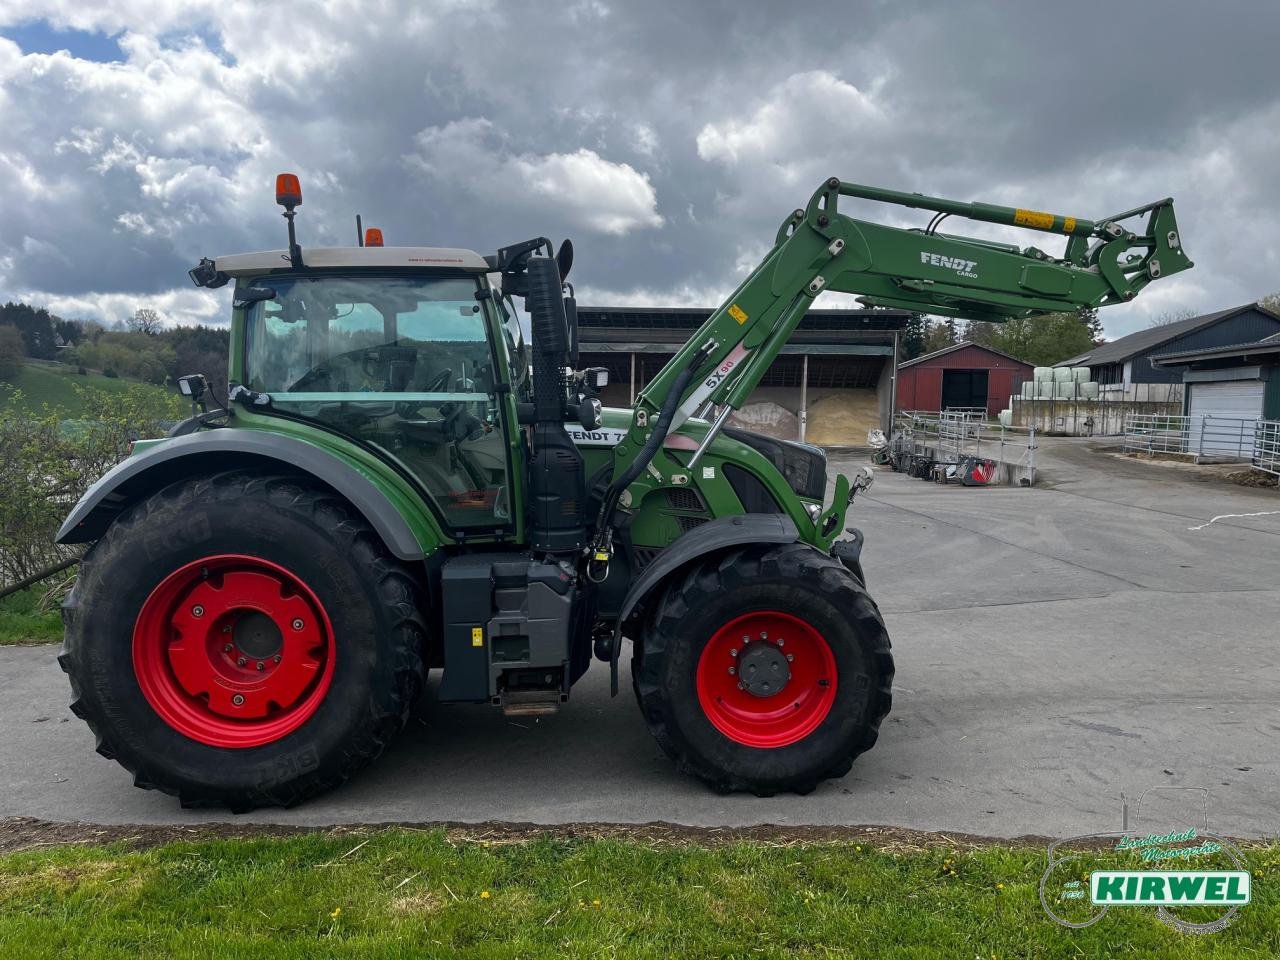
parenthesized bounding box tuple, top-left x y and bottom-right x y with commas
(556, 238, 574, 283)
(851, 466, 875, 494)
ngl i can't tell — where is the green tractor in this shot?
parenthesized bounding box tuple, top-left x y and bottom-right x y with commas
(57, 174, 1190, 809)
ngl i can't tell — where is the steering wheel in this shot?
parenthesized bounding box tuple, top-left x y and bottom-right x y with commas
(394, 367, 456, 421)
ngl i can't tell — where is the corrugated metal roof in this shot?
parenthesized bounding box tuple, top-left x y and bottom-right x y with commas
(1056, 302, 1276, 366)
(1151, 337, 1280, 365)
(897, 340, 1030, 369)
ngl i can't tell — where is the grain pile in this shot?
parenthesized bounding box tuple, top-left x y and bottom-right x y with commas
(804, 391, 880, 446)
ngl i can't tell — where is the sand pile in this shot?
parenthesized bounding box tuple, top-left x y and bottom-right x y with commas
(804, 391, 881, 446)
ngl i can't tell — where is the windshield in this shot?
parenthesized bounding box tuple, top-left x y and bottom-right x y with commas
(243, 275, 513, 532)
(245, 276, 492, 395)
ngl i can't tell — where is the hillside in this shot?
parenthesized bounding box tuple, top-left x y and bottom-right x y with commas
(0, 361, 176, 417)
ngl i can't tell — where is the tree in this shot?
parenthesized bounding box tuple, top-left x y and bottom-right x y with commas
(0, 302, 57, 359)
(1260, 292, 1280, 315)
(128, 308, 164, 335)
(963, 320, 1001, 349)
(1146, 308, 1196, 328)
(900, 313, 928, 361)
(0, 324, 24, 381)
(1078, 305, 1104, 344)
(988, 311, 1094, 366)
(921, 317, 958, 355)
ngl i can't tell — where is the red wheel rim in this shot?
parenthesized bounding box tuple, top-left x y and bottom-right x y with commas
(132, 555, 336, 748)
(695, 610, 837, 748)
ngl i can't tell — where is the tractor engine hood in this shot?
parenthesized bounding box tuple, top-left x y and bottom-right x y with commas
(571, 407, 827, 505)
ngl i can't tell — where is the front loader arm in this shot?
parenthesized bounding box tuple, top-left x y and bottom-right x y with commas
(621, 177, 1191, 446)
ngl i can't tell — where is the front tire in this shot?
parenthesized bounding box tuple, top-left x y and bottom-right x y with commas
(633, 542, 893, 795)
(60, 471, 425, 810)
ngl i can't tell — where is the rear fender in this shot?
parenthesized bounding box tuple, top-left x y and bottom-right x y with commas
(56, 431, 438, 561)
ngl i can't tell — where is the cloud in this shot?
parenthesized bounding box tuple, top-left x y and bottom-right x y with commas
(407, 118, 662, 236)
(0, 0, 1277, 342)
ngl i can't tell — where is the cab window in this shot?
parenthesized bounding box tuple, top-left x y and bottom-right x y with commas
(244, 275, 511, 531)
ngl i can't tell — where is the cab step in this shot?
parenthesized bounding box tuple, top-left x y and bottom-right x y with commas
(500, 689, 563, 717)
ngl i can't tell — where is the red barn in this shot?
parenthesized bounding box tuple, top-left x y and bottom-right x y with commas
(895, 341, 1033, 417)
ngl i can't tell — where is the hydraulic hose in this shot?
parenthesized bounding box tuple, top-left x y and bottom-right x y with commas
(591, 343, 710, 558)
(593, 343, 711, 695)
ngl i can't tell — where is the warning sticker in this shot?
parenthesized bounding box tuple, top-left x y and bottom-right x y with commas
(728, 303, 748, 324)
(1014, 208, 1055, 230)
(471, 626, 483, 647)
(1062, 216, 1077, 234)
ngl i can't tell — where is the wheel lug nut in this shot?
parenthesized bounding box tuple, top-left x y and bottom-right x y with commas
(729, 648, 738, 657)
(786, 654, 794, 662)
(223, 643, 233, 653)
(776, 639, 784, 647)
(231, 694, 244, 706)
(737, 682, 745, 690)
(728, 666, 736, 675)
(291, 618, 304, 631)
(256, 661, 265, 671)
(237, 657, 246, 667)
(192, 605, 204, 618)
(273, 655, 281, 663)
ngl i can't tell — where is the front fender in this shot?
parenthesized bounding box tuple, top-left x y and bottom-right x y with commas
(57, 430, 434, 561)
(607, 513, 799, 694)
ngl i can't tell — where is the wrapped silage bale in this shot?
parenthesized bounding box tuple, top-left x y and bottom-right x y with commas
(1033, 366, 1055, 382)
(1020, 382, 1034, 399)
(1052, 366, 1074, 383)
(1080, 381, 1100, 400)
(998, 408, 1013, 427)
(1055, 380, 1077, 399)
(1071, 366, 1090, 383)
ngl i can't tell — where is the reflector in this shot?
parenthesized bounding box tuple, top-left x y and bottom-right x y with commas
(364, 227, 384, 247)
(275, 173, 302, 207)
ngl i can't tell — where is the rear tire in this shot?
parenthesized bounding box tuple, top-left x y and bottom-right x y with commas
(633, 542, 892, 795)
(60, 471, 425, 810)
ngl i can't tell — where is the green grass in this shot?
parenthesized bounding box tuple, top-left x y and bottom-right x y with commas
(0, 585, 63, 645)
(0, 361, 173, 417)
(0, 829, 1275, 958)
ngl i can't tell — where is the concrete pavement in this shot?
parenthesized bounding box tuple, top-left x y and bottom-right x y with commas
(2, 438, 1277, 837)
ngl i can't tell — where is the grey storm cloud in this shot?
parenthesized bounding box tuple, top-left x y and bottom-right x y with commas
(0, 0, 1277, 335)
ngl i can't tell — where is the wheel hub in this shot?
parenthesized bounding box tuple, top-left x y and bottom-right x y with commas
(738, 642, 791, 697)
(133, 555, 335, 748)
(695, 610, 837, 749)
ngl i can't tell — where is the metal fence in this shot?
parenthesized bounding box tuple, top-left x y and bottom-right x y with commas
(1124, 413, 1278, 466)
(894, 411, 1037, 485)
(1254, 420, 1280, 477)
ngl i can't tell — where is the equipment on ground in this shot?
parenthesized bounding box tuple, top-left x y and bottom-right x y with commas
(56, 174, 1189, 808)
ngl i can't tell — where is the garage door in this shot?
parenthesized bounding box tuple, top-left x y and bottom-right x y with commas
(1187, 379, 1263, 456)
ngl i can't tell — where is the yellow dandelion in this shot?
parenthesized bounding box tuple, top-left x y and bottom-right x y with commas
(329, 907, 342, 919)
(855, 846, 862, 852)
(592, 899, 601, 906)
(997, 883, 1005, 890)
(480, 890, 491, 900)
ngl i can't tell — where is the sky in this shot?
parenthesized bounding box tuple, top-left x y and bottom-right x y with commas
(0, 0, 1277, 339)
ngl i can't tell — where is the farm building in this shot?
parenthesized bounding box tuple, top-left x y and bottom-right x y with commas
(576, 306, 909, 444)
(895, 341, 1033, 418)
(1058, 302, 1280, 391)
(1152, 334, 1280, 422)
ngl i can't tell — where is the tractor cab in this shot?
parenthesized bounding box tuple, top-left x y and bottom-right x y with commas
(216, 249, 527, 533)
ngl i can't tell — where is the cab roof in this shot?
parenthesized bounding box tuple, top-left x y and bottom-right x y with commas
(214, 246, 491, 276)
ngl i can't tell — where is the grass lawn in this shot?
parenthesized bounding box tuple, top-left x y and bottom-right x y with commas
(0, 827, 1275, 958)
(0, 585, 63, 645)
(0, 361, 173, 417)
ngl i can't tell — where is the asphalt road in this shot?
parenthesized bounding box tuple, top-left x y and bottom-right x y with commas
(2, 438, 1278, 837)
